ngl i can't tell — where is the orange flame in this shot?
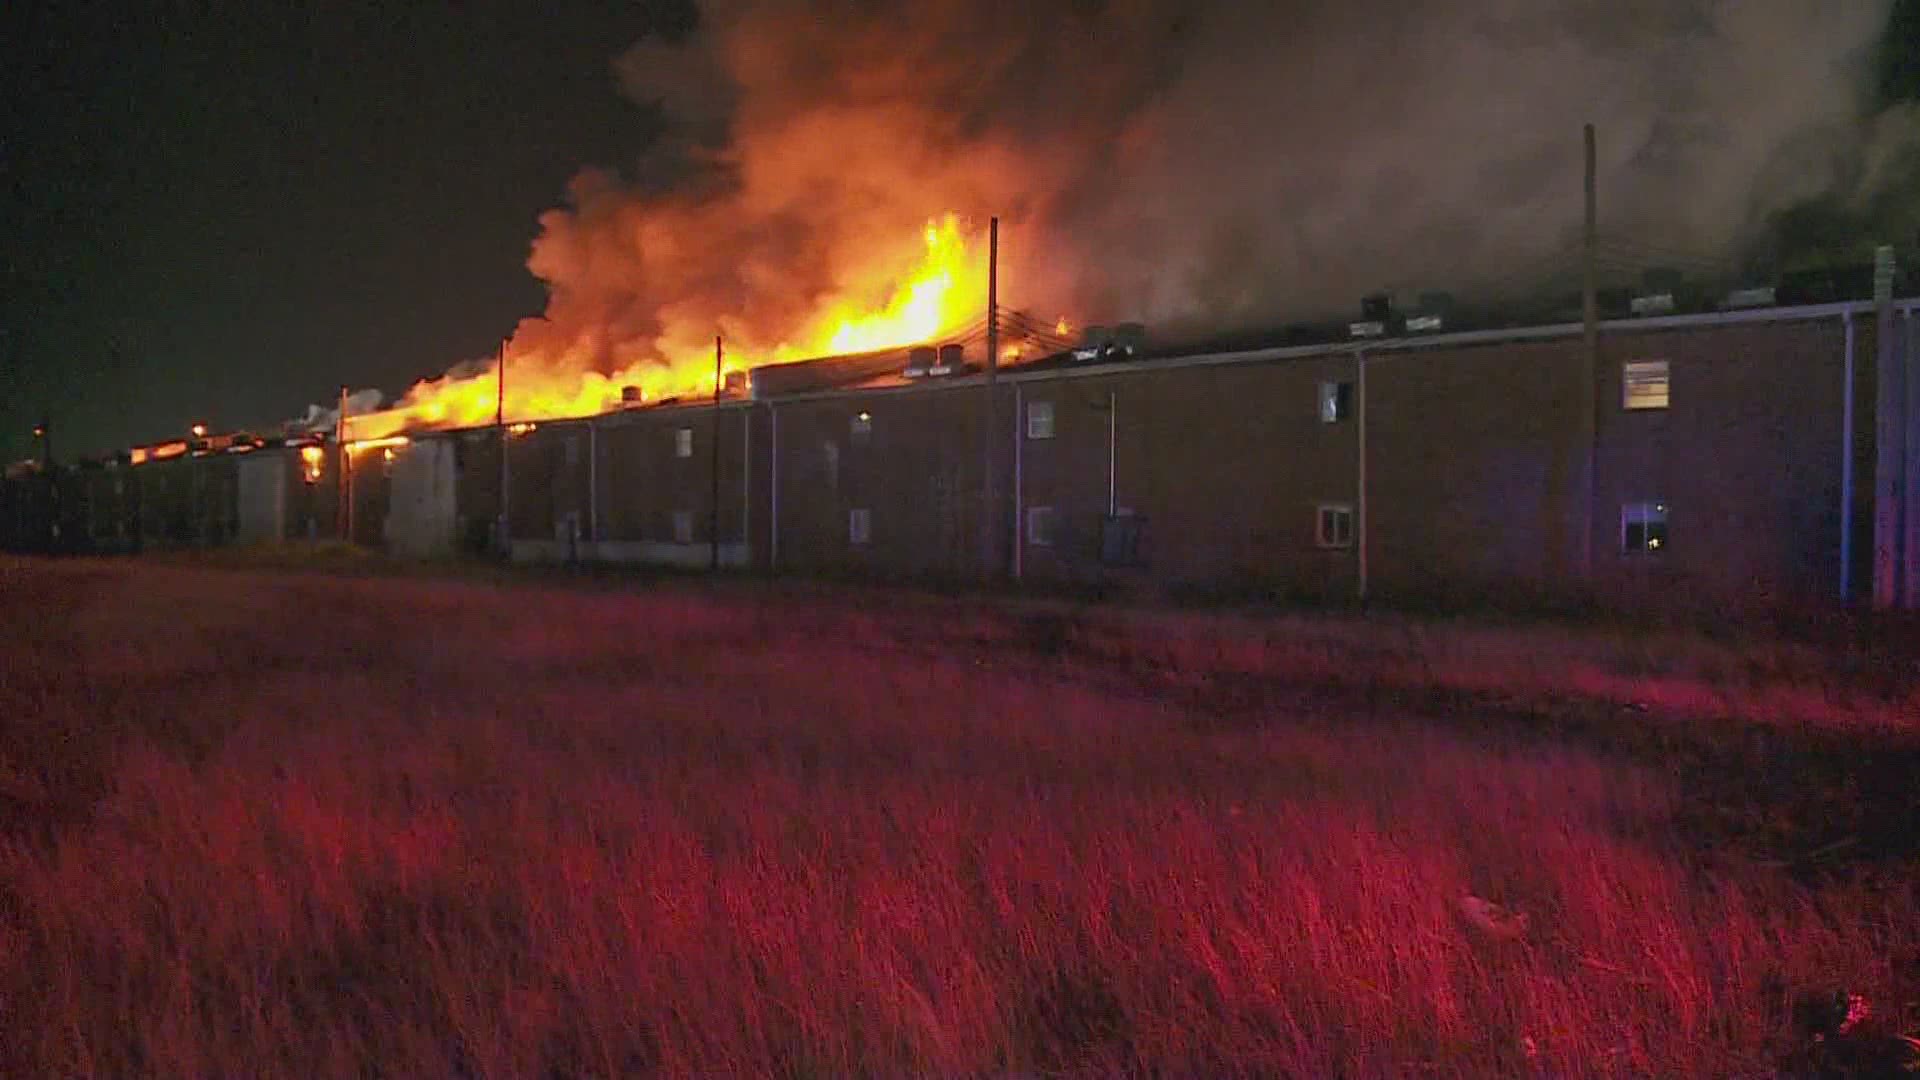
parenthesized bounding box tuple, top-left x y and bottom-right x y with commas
(344, 215, 982, 441)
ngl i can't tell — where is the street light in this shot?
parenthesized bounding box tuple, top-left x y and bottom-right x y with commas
(190, 422, 209, 438)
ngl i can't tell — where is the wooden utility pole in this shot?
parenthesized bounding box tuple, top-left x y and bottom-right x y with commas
(1580, 122, 1599, 580)
(981, 216, 999, 580)
(1872, 245, 1904, 608)
(711, 334, 723, 572)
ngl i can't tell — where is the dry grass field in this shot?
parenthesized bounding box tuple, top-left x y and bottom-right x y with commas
(2, 556, 1918, 1077)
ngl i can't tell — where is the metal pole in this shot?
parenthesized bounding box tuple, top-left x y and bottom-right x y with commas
(1357, 349, 1369, 604)
(1840, 311, 1856, 602)
(1580, 122, 1599, 580)
(711, 335, 723, 572)
(1013, 381, 1024, 580)
(768, 403, 780, 571)
(1106, 390, 1118, 517)
(742, 399, 752, 569)
(497, 341, 510, 558)
(1904, 305, 1920, 609)
(982, 216, 999, 580)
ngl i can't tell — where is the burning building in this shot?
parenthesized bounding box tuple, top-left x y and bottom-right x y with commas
(28, 283, 1918, 614)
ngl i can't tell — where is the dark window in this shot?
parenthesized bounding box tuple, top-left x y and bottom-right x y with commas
(1316, 503, 1354, 549)
(1025, 506, 1055, 547)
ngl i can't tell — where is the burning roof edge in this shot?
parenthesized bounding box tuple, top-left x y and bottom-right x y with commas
(59, 295, 1917, 463)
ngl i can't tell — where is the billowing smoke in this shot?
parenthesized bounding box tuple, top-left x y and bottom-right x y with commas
(347, 0, 1913, 434)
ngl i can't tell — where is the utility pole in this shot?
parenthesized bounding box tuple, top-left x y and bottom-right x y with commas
(497, 341, 510, 559)
(981, 216, 999, 581)
(337, 384, 351, 543)
(711, 334, 723, 572)
(1580, 122, 1599, 582)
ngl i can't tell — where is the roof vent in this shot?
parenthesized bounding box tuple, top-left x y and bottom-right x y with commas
(903, 345, 937, 379)
(930, 343, 967, 376)
(620, 385, 644, 406)
(1073, 324, 1145, 362)
(1630, 293, 1676, 317)
(1722, 286, 1776, 310)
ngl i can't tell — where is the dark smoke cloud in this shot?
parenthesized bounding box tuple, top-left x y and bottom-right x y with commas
(584, 0, 1910, 339)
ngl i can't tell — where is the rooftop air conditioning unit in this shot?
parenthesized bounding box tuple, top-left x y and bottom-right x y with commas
(903, 345, 937, 379)
(930, 343, 965, 376)
(1405, 314, 1444, 333)
(1349, 321, 1386, 338)
(1723, 286, 1776, 309)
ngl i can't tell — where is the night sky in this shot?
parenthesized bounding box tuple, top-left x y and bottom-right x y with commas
(2, 2, 689, 461)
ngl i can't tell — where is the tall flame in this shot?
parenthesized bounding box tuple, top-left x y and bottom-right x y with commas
(344, 214, 981, 441)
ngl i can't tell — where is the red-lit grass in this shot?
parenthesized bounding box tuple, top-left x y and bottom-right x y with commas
(1, 558, 1915, 1076)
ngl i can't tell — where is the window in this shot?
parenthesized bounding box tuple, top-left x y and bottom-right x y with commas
(1622, 360, 1670, 410)
(1026, 506, 1056, 547)
(848, 508, 871, 546)
(1621, 502, 1668, 553)
(672, 509, 693, 544)
(1027, 401, 1055, 439)
(1316, 503, 1354, 549)
(1319, 381, 1354, 423)
(850, 411, 872, 445)
(674, 427, 694, 458)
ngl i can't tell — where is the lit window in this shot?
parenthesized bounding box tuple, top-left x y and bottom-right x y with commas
(850, 411, 872, 445)
(1622, 360, 1670, 410)
(1319, 381, 1354, 423)
(1026, 506, 1056, 547)
(1316, 503, 1354, 549)
(672, 509, 693, 544)
(674, 427, 693, 458)
(1621, 502, 1667, 554)
(849, 508, 871, 546)
(1027, 401, 1055, 440)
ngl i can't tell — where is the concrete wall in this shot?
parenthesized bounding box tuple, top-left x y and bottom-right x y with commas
(385, 437, 458, 557)
(237, 454, 288, 544)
